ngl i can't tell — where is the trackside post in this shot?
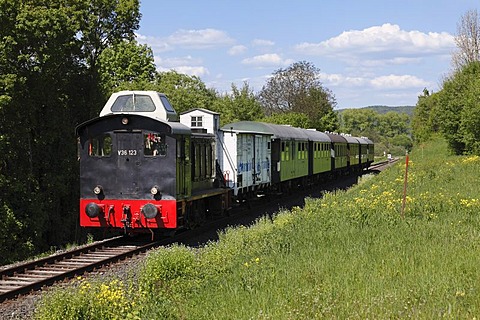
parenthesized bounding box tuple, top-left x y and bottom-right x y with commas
(401, 153, 409, 218)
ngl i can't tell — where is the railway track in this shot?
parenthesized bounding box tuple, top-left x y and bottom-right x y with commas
(368, 158, 399, 171)
(0, 235, 164, 302)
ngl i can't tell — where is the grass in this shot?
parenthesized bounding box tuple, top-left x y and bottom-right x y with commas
(34, 136, 480, 319)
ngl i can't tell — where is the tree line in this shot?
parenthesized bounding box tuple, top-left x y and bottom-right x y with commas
(412, 9, 480, 155)
(0, 0, 413, 264)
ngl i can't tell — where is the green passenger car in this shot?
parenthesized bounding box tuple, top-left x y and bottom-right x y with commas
(325, 133, 348, 171)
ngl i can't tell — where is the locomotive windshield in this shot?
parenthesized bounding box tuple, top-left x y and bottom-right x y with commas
(158, 94, 175, 112)
(111, 94, 156, 112)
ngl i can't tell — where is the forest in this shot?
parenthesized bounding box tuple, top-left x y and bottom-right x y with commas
(1, 0, 478, 265)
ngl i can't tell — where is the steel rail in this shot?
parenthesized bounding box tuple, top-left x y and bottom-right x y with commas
(0, 235, 162, 302)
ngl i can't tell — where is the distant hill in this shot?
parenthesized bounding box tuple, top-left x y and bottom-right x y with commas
(338, 105, 415, 116)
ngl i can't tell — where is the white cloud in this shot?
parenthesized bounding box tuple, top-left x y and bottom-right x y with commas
(357, 57, 423, 67)
(167, 28, 235, 49)
(370, 74, 430, 89)
(295, 23, 455, 60)
(154, 55, 209, 77)
(136, 33, 172, 53)
(228, 45, 247, 55)
(155, 55, 202, 67)
(241, 53, 294, 67)
(252, 39, 275, 47)
(173, 66, 210, 77)
(155, 64, 209, 78)
(319, 72, 367, 87)
(137, 29, 235, 51)
(319, 72, 430, 90)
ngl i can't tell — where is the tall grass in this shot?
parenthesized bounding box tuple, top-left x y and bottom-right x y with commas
(35, 137, 480, 319)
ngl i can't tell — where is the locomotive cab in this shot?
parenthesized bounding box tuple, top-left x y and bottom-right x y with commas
(76, 114, 191, 231)
(99, 91, 178, 122)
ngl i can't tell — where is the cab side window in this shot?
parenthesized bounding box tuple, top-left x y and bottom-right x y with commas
(89, 134, 112, 157)
(144, 133, 167, 157)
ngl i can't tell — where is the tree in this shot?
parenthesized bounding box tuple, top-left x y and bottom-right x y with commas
(0, 0, 142, 264)
(258, 61, 338, 131)
(77, 0, 141, 117)
(338, 108, 413, 156)
(412, 88, 441, 143)
(262, 112, 311, 128)
(435, 62, 480, 154)
(98, 40, 156, 97)
(452, 9, 480, 70)
(212, 82, 264, 125)
(339, 109, 379, 136)
(152, 71, 217, 114)
(377, 112, 410, 138)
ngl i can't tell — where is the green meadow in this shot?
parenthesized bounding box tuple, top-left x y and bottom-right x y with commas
(35, 137, 480, 319)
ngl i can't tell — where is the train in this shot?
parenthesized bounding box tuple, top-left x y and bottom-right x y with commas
(75, 91, 374, 233)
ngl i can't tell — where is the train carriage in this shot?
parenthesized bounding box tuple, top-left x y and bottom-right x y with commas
(356, 137, 370, 168)
(303, 130, 331, 176)
(364, 137, 375, 165)
(325, 133, 348, 172)
(220, 126, 272, 197)
(342, 135, 360, 170)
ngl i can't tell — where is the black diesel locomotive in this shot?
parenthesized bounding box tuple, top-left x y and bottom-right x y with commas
(76, 91, 374, 232)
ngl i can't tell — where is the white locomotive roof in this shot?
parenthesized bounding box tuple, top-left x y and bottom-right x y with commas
(99, 91, 178, 122)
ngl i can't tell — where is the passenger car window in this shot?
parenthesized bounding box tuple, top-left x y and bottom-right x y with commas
(89, 134, 112, 157)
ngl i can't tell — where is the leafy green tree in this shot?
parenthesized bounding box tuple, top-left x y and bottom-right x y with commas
(262, 112, 311, 128)
(212, 82, 264, 125)
(0, 0, 86, 262)
(412, 88, 441, 143)
(458, 73, 480, 154)
(0, 0, 141, 264)
(339, 109, 379, 136)
(435, 62, 480, 154)
(377, 111, 410, 138)
(77, 0, 141, 117)
(152, 71, 217, 114)
(98, 40, 156, 97)
(258, 61, 338, 131)
(389, 134, 413, 153)
(338, 107, 413, 156)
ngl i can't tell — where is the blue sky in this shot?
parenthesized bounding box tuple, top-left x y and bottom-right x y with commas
(137, 1, 478, 109)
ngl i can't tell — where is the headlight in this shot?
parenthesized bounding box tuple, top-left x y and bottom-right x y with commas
(150, 186, 159, 195)
(85, 202, 102, 218)
(93, 185, 103, 195)
(141, 203, 158, 219)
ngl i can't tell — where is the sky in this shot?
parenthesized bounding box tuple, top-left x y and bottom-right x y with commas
(136, 0, 478, 109)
